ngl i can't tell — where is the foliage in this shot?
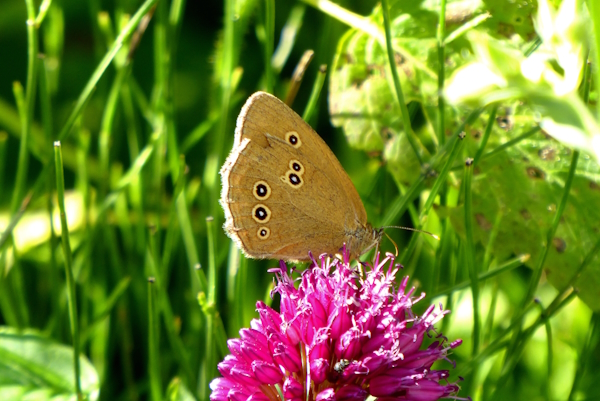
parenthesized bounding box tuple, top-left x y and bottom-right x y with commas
(0, 0, 599, 400)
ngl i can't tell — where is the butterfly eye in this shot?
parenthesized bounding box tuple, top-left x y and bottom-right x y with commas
(289, 160, 305, 175)
(287, 173, 303, 187)
(285, 131, 302, 148)
(253, 180, 271, 200)
(252, 204, 271, 223)
(257, 226, 270, 240)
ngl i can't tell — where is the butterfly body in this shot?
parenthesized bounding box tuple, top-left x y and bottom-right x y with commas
(220, 92, 382, 261)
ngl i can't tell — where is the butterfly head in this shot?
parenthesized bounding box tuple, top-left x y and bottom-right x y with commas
(346, 223, 384, 259)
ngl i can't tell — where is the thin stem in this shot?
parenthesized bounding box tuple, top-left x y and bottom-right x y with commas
(168, 0, 187, 63)
(436, 0, 447, 146)
(54, 142, 81, 400)
(568, 313, 600, 401)
(546, 236, 600, 314)
(542, 302, 553, 400)
(380, 0, 422, 165)
(272, 4, 306, 73)
(430, 108, 483, 168)
(495, 171, 583, 392)
(499, 291, 578, 382)
(39, 58, 58, 324)
(473, 106, 498, 166)
(58, 0, 158, 142)
(449, 125, 541, 173)
(99, 67, 128, 197)
(457, 301, 537, 377)
(264, 0, 275, 93)
(0, 133, 6, 204)
(586, 0, 600, 118)
(423, 132, 464, 214)
(444, 12, 491, 44)
(480, 126, 540, 162)
(464, 158, 480, 357)
(230, 245, 246, 332)
(199, 217, 218, 400)
(175, 156, 207, 294)
(211, 0, 236, 222)
(431, 254, 529, 298)
(206, 216, 217, 319)
(34, 0, 52, 26)
(145, 173, 196, 388)
(147, 278, 162, 401)
(0, 0, 159, 250)
(39, 58, 62, 331)
(12, 0, 38, 215)
(302, 65, 327, 122)
(380, 176, 424, 227)
(285, 50, 314, 107)
(524, 150, 579, 305)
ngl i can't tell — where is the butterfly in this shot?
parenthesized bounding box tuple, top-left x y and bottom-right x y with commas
(220, 92, 382, 261)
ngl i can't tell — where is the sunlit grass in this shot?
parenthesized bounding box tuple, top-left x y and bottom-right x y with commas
(0, 0, 598, 400)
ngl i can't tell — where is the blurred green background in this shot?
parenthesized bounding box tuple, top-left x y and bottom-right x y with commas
(1, 0, 599, 400)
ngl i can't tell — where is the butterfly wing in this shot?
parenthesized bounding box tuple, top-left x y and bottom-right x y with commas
(220, 92, 369, 260)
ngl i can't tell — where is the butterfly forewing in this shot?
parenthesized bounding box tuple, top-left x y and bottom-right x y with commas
(220, 92, 372, 260)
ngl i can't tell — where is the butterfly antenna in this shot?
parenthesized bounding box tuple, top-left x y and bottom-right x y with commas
(382, 226, 440, 241)
(384, 232, 399, 256)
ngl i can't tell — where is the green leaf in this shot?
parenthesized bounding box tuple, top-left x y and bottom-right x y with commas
(481, 0, 536, 38)
(0, 327, 99, 401)
(440, 109, 600, 310)
(445, 0, 599, 161)
(328, 0, 531, 184)
(328, 3, 441, 184)
(329, 29, 403, 152)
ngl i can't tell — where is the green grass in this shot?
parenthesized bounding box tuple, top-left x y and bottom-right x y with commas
(0, 0, 599, 400)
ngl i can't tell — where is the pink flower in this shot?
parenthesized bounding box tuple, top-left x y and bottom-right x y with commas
(210, 249, 465, 401)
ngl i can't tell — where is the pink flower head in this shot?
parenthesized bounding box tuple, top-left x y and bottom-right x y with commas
(210, 248, 465, 401)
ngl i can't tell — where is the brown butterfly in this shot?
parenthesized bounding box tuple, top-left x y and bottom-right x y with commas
(220, 92, 382, 261)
